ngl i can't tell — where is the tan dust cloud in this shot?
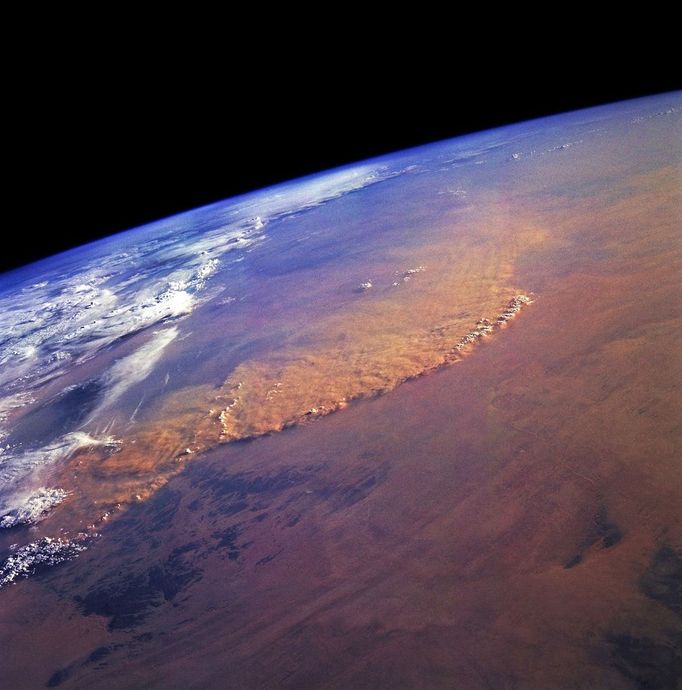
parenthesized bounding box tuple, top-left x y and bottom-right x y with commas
(211, 210, 542, 441)
(58, 209, 543, 516)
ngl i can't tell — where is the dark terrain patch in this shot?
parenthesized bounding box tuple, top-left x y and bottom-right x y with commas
(566, 504, 623, 567)
(133, 632, 155, 643)
(170, 542, 201, 557)
(639, 545, 682, 616)
(86, 646, 114, 664)
(76, 549, 201, 629)
(564, 553, 582, 569)
(46, 668, 72, 688)
(605, 544, 682, 689)
(147, 487, 183, 532)
(587, 505, 623, 550)
(256, 550, 283, 567)
(608, 633, 682, 690)
(217, 499, 249, 517)
(47, 645, 122, 686)
(212, 526, 242, 561)
(321, 464, 390, 511)
(193, 468, 312, 500)
(190, 467, 319, 525)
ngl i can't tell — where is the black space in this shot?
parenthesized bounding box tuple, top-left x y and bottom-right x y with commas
(6, 52, 680, 274)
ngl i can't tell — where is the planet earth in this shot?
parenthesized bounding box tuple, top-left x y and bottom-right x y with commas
(0, 93, 680, 689)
